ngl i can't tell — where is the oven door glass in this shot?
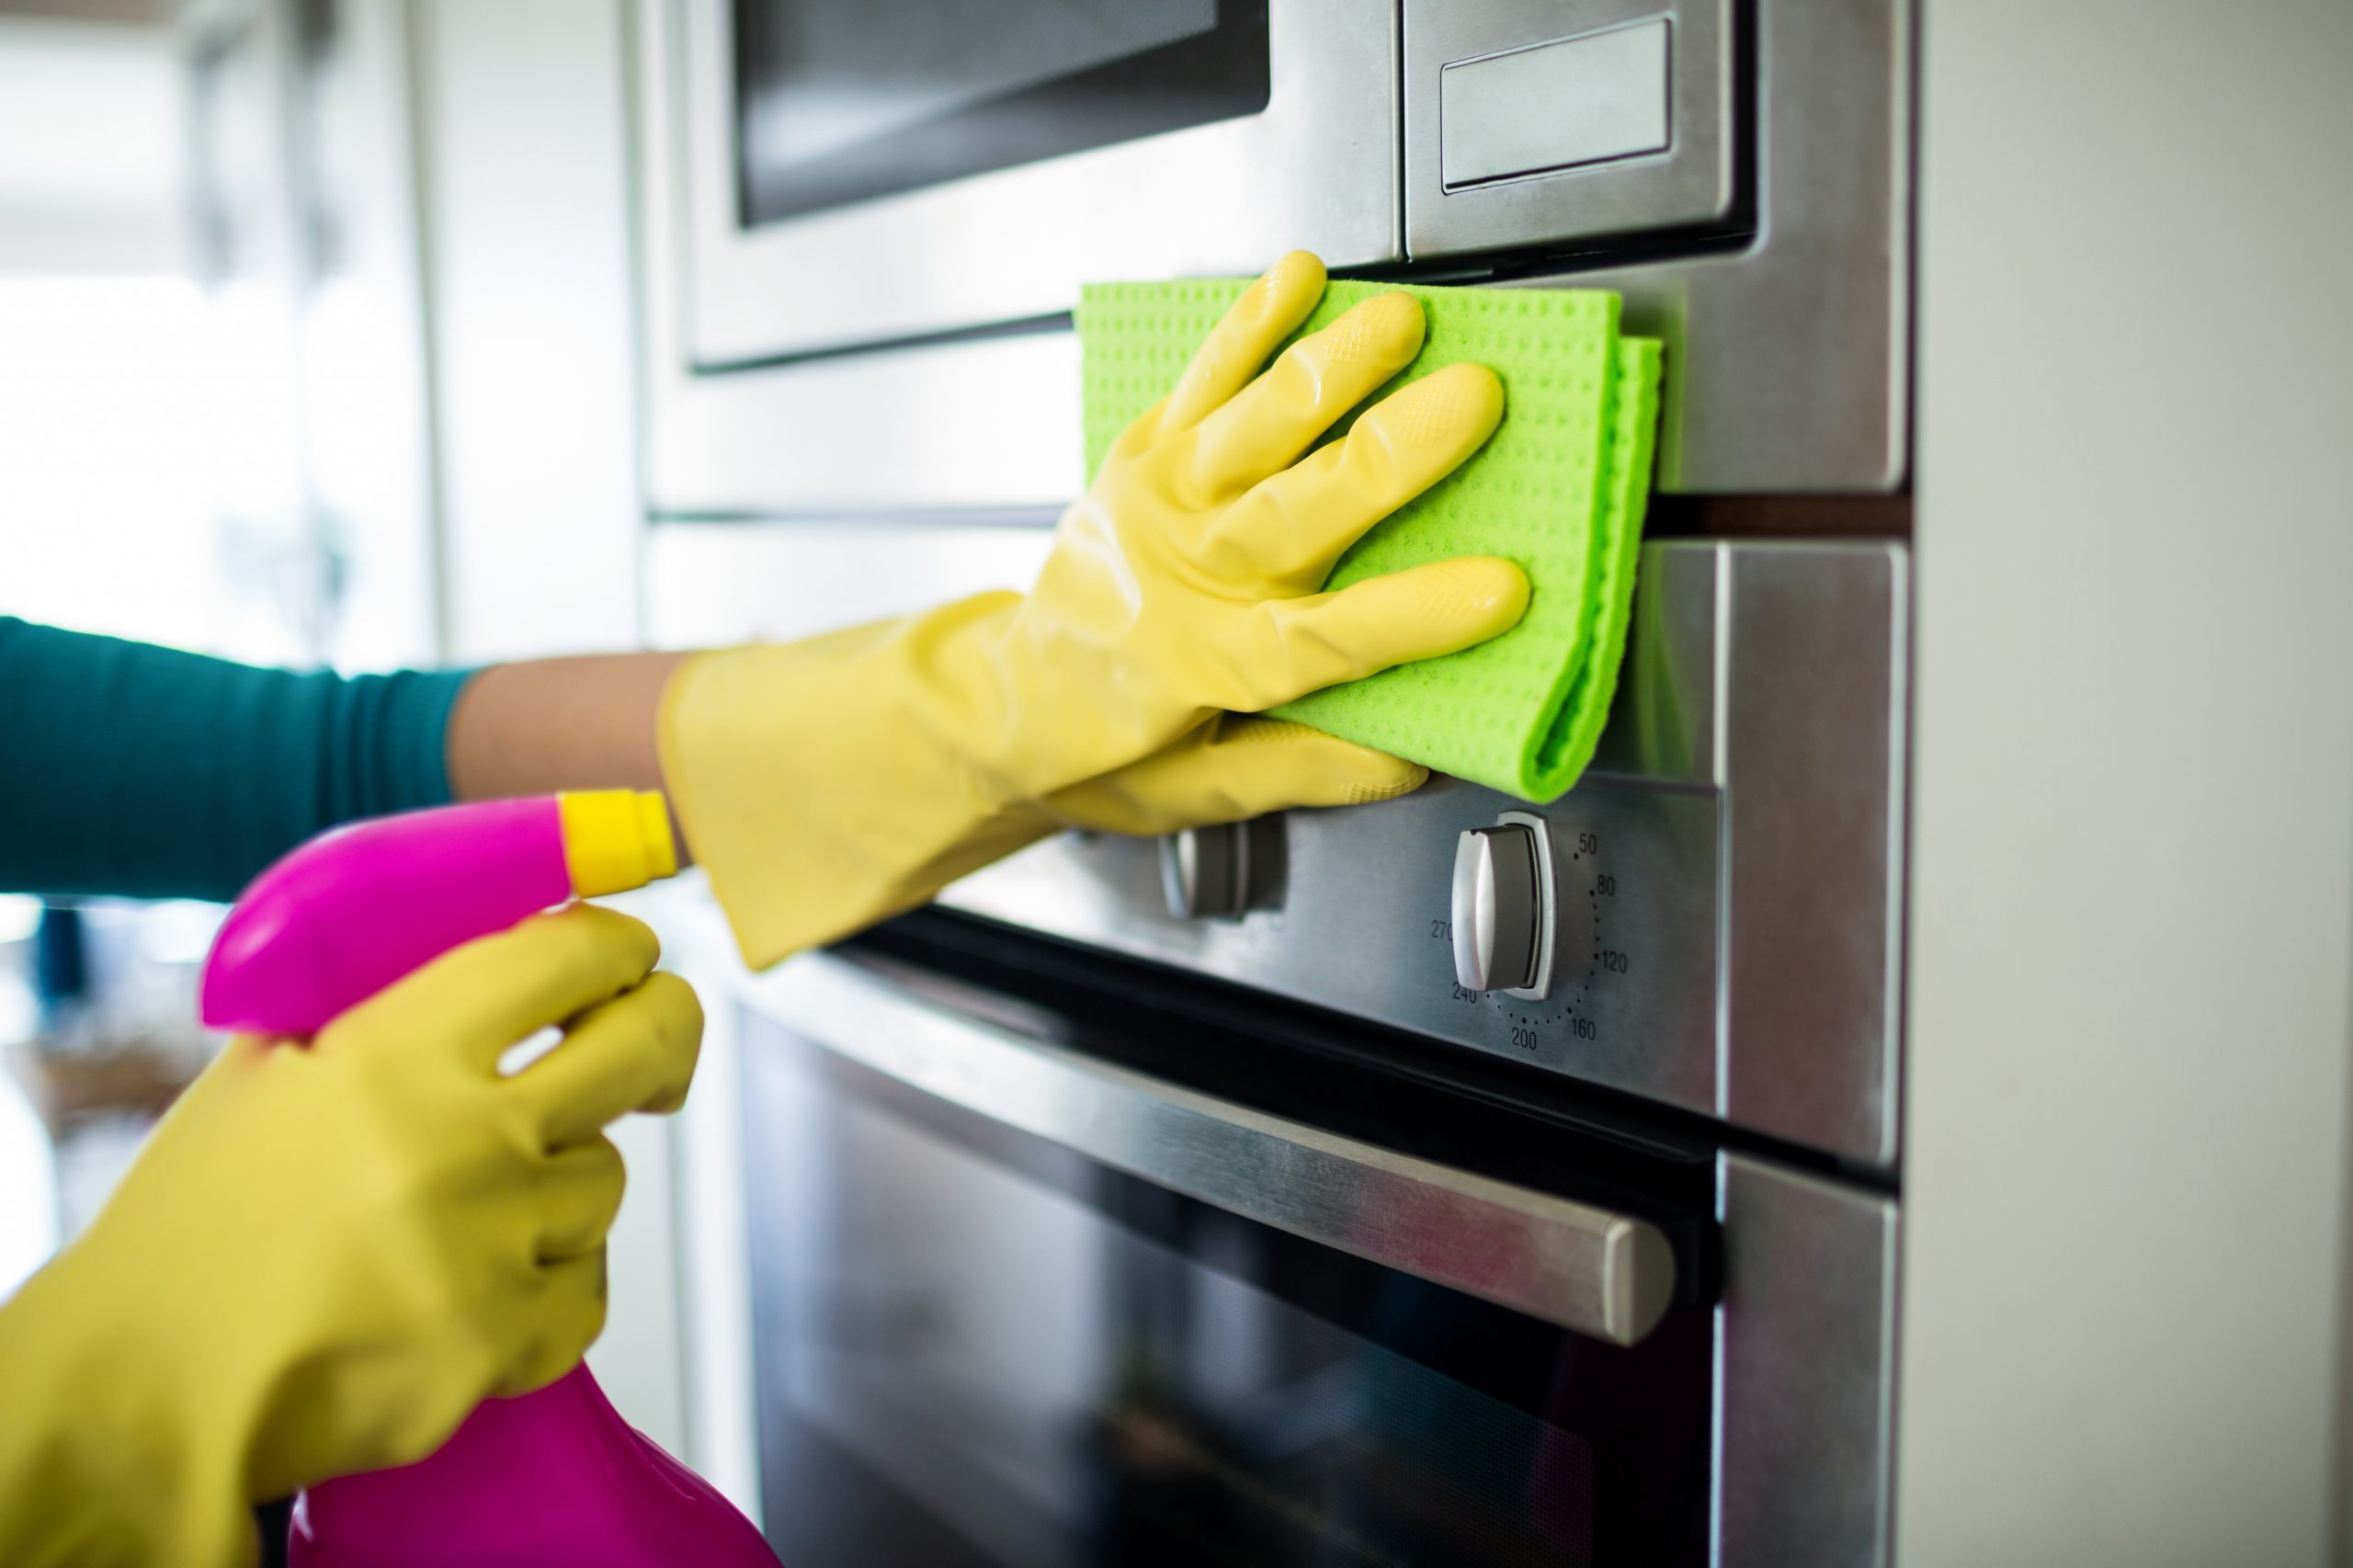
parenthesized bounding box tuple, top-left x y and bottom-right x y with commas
(733, 0, 1270, 225)
(740, 1006, 1713, 1567)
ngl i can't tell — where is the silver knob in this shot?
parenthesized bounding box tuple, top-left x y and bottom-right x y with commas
(1452, 824, 1543, 991)
(1161, 824, 1250, 921)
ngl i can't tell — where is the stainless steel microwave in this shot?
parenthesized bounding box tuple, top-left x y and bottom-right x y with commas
(634, 0, 1909, 511)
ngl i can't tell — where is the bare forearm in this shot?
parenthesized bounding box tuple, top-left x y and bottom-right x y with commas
(444, 653, 688, 803)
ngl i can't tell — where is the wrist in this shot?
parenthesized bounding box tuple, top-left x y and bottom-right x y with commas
(446, 651, 688, 804)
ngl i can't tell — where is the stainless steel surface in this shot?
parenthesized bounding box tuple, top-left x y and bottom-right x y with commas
(939, 538, 1908, 1165)
(953, 767, 1721, 1117)
(1723, 546, 1908, 1161)
(650, 528, 1906, 1163)
(643, 519, 1056, 643)
(1160, 823, 1249, 921)
(635, 0, 1905, 513)
(1410, 0, 1733, 249)
(671, 0, 1400, 365)
(1715, 1153, 1896, 1567)
(1439, 18, 1672, 187)
(752, 949, 1680, 1346)
(1450, 822, 1540, 991)
(632, 1, 1086, 515)
(632, 0, 1906, 513)
(1489, 0, 1911, 493)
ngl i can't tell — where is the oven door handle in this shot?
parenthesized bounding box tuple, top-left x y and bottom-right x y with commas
(759, 951, 1678, 1347)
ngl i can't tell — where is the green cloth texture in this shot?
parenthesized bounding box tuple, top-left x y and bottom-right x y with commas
(0, 617, 471, 902)
(1078, 278, 1662, 802)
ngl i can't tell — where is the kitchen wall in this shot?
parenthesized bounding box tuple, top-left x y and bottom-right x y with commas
(1905, 2, 2353, 1562)
(407, 0, 642, 662)
(404, 0, 689, 1460)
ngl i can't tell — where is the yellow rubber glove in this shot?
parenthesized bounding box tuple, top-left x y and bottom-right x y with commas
(665, 251, 1529, 966)
(1040, 712, 1430, 835)
(0, 905, 701, 1568)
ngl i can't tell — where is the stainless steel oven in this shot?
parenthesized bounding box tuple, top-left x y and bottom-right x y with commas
(726, 943, 1894, 1568)
(648, 526, 1905, 1563)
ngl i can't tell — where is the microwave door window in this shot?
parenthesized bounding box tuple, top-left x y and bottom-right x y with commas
(733, 0, 1271, 225)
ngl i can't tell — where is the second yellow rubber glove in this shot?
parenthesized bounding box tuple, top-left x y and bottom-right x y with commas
(664, 252, 1529, 966)
(0, 907, 701, 1568)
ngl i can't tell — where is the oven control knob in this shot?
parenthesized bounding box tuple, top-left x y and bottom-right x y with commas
(1452, 824, 1545, 993)
(1161, 824, 1250, 921)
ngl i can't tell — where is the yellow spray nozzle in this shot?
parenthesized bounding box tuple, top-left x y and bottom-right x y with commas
(557, 790, 679, 897)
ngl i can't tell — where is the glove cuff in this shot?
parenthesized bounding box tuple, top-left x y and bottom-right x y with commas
(0, 1242, 261, 1568)
(657, 595, 1054, 969)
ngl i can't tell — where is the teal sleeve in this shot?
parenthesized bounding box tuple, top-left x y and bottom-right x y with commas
(0, 618, 474, 903)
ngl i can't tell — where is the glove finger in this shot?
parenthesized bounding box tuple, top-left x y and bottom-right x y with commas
(1153, 250, 1326, 436)
(506, 971, 703, 1151)
(347, 905, 660, 1072)
(1203, 363, 1504, 586)
(1216, 555, 1529, 711)
(1047, 717, 1427, 835)
(1182, 290, 1427, 504)
(533, 1137, 628, 1264)
(496, 1250, 608, 1397)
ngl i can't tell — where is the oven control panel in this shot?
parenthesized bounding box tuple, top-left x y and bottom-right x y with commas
(942, 540, 1907, 1167)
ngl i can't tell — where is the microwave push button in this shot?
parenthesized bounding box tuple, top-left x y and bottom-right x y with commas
(1439, 18, 1673, 190)
(1452, 822, 1546, 994)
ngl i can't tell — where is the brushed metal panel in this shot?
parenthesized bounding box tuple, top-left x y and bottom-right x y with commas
(1723, 542, 1906, 1163)
(1439, 18, 1673, 187)
(1588, 534, 1720, 780)
(631, 1, 1087, 514)
(943, 541, 1731, 1120)
(955, 769, 1725, 1116)
(642, 519, 1055, 645)
(650, 528, 1905, 1165)
(1484, 0, 1911, 494)
(1410, 0, 1734, 247)
(1716, 1153, 1896, 1567)
(634, 0, 1906, 511)
(673, 0, 1400, 364)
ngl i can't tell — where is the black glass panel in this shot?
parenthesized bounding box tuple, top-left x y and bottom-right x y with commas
(733, 0, 1271, 226)
(741, 1009, 1713, 1567)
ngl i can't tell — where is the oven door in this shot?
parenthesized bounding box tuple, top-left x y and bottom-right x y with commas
(732, 943, 1898, 1565)
(668, 0, 1398, 364)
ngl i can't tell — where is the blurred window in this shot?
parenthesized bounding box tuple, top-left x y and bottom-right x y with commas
(0, 277, 228, 647)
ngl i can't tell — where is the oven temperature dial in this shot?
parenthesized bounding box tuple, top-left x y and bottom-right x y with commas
(1161, 824, 1250, 921)
(1451, 812, 1558, 999)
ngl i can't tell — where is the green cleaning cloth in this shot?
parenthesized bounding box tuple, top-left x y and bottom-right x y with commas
(1078, 278, 1661, 803)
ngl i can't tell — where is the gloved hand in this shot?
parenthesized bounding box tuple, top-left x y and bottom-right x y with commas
(0, 905, 701, 1568)
(664, 250, 1529, 965)
(1040, 712, 1430, 835)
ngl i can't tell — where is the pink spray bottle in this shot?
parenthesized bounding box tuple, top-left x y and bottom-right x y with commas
(199, 790, 777, 1568)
